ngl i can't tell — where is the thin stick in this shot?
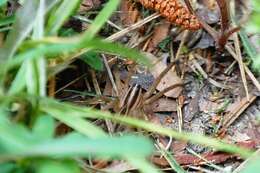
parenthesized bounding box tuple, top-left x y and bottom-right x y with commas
(107, 13, 160, 42)
(177, 100, 183, 132)
(64, 13, 160, 63)
(54, 74, 87, 94)
(91, 70, 114, 133)
(144, 83, 183, 105)
(175, 30, 189, 60)
(102, 54, 119, 96)
(233, 33, 250, 101)
(226, 45, 260, 92)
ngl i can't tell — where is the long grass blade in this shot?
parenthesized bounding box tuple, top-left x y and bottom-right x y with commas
(46, 0, 81, 35)
(39, 98, 253, 158)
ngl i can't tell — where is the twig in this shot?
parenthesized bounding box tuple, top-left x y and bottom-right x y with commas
(102, 54, 119, 96)
(144, 83, 183, 105)
(225, 45, 260, 92)
(221, 94, 257, 129)
(233, 33, 250, 101)
(175, 30, 189, 60)
(54, 74, 87, 94)
(177, 97, 183, 132)
(107, 13, 160, 42)
(74, 15, 123, 31)
(91, 70, 114, 133)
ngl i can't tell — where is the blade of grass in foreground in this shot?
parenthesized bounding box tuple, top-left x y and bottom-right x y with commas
(29, 0, 46, 97)
(127, 157, 162, 173)
(0, 0, 7, 6)
(0, 115, 154, 159)
(7, 37, 149, 71)
(0, 133, 154, 159)
(0, 0, 59, 62)
(46, 0, 81, 35)
(39, 98, 254, 158)
(44, 106, 106, 138)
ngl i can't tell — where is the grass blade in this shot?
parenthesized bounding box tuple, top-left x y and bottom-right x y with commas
(0, 0, 38, 62)
(157, 144, 186, 173)
(39, 98, 253, 158)
(42, 100, 106, 138)
(88, 38, 150, 66)
(127, 157, 162, 173)
(46, 0, 81, 35)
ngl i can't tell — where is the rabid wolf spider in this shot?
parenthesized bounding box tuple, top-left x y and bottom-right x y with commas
(109, 61, 183, 119)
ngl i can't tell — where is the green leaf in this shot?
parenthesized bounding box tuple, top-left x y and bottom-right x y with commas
(25, 59, 40, 95)
(88, 38, 150, 66)
(158, 145, 186, 173)
(0, 133, 153, 159)
(0, 162, 17, 173)
(80, 51, 103, 71)
(241, 157, 260, 173)
(32, 115, 55, 140)
(0, 0, 39, 62)
(36, 159, 80, 173)
(0, 114, 154, 159)
(8, 62, 26, 95)
(0, 0, 60, 90)
(30, 0, 47, 97)
(0, 0, 7, 7)
(252, 55, 260, 71)
(0, 116, 36, 153)
(22, 134, 153, 158)
(127, 157, 162, 173)
(59, 28, 77, 37)
(40, 99, 106, 138)
(0, 15, 15, 27)
(46, 0, 81, 35)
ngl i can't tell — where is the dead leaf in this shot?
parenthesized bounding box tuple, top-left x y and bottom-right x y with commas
(146, 53, 183, 98)
(171, 141, 187, 154)
(103, 161, 135, 173)
(147, 21, 171, 52)
(151, 98, 177, 112)
(152, 140, 257, 166)
(120, 0, 139, 26)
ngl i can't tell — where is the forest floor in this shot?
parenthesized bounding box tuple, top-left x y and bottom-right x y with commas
(47, 0, 260, 172)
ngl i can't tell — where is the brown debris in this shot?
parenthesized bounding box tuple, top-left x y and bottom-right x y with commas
(151, 98, 177, 112)
(120, 0, 140, 26)
(147, 21, 171, 52)
(145, 53, 183, 98)
(152, 140, 257, 167)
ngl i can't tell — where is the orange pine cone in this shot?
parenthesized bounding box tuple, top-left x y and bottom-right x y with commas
(138, 0, 201, 30)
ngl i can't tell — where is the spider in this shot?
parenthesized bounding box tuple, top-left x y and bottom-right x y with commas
(112, 61, 183, 119)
